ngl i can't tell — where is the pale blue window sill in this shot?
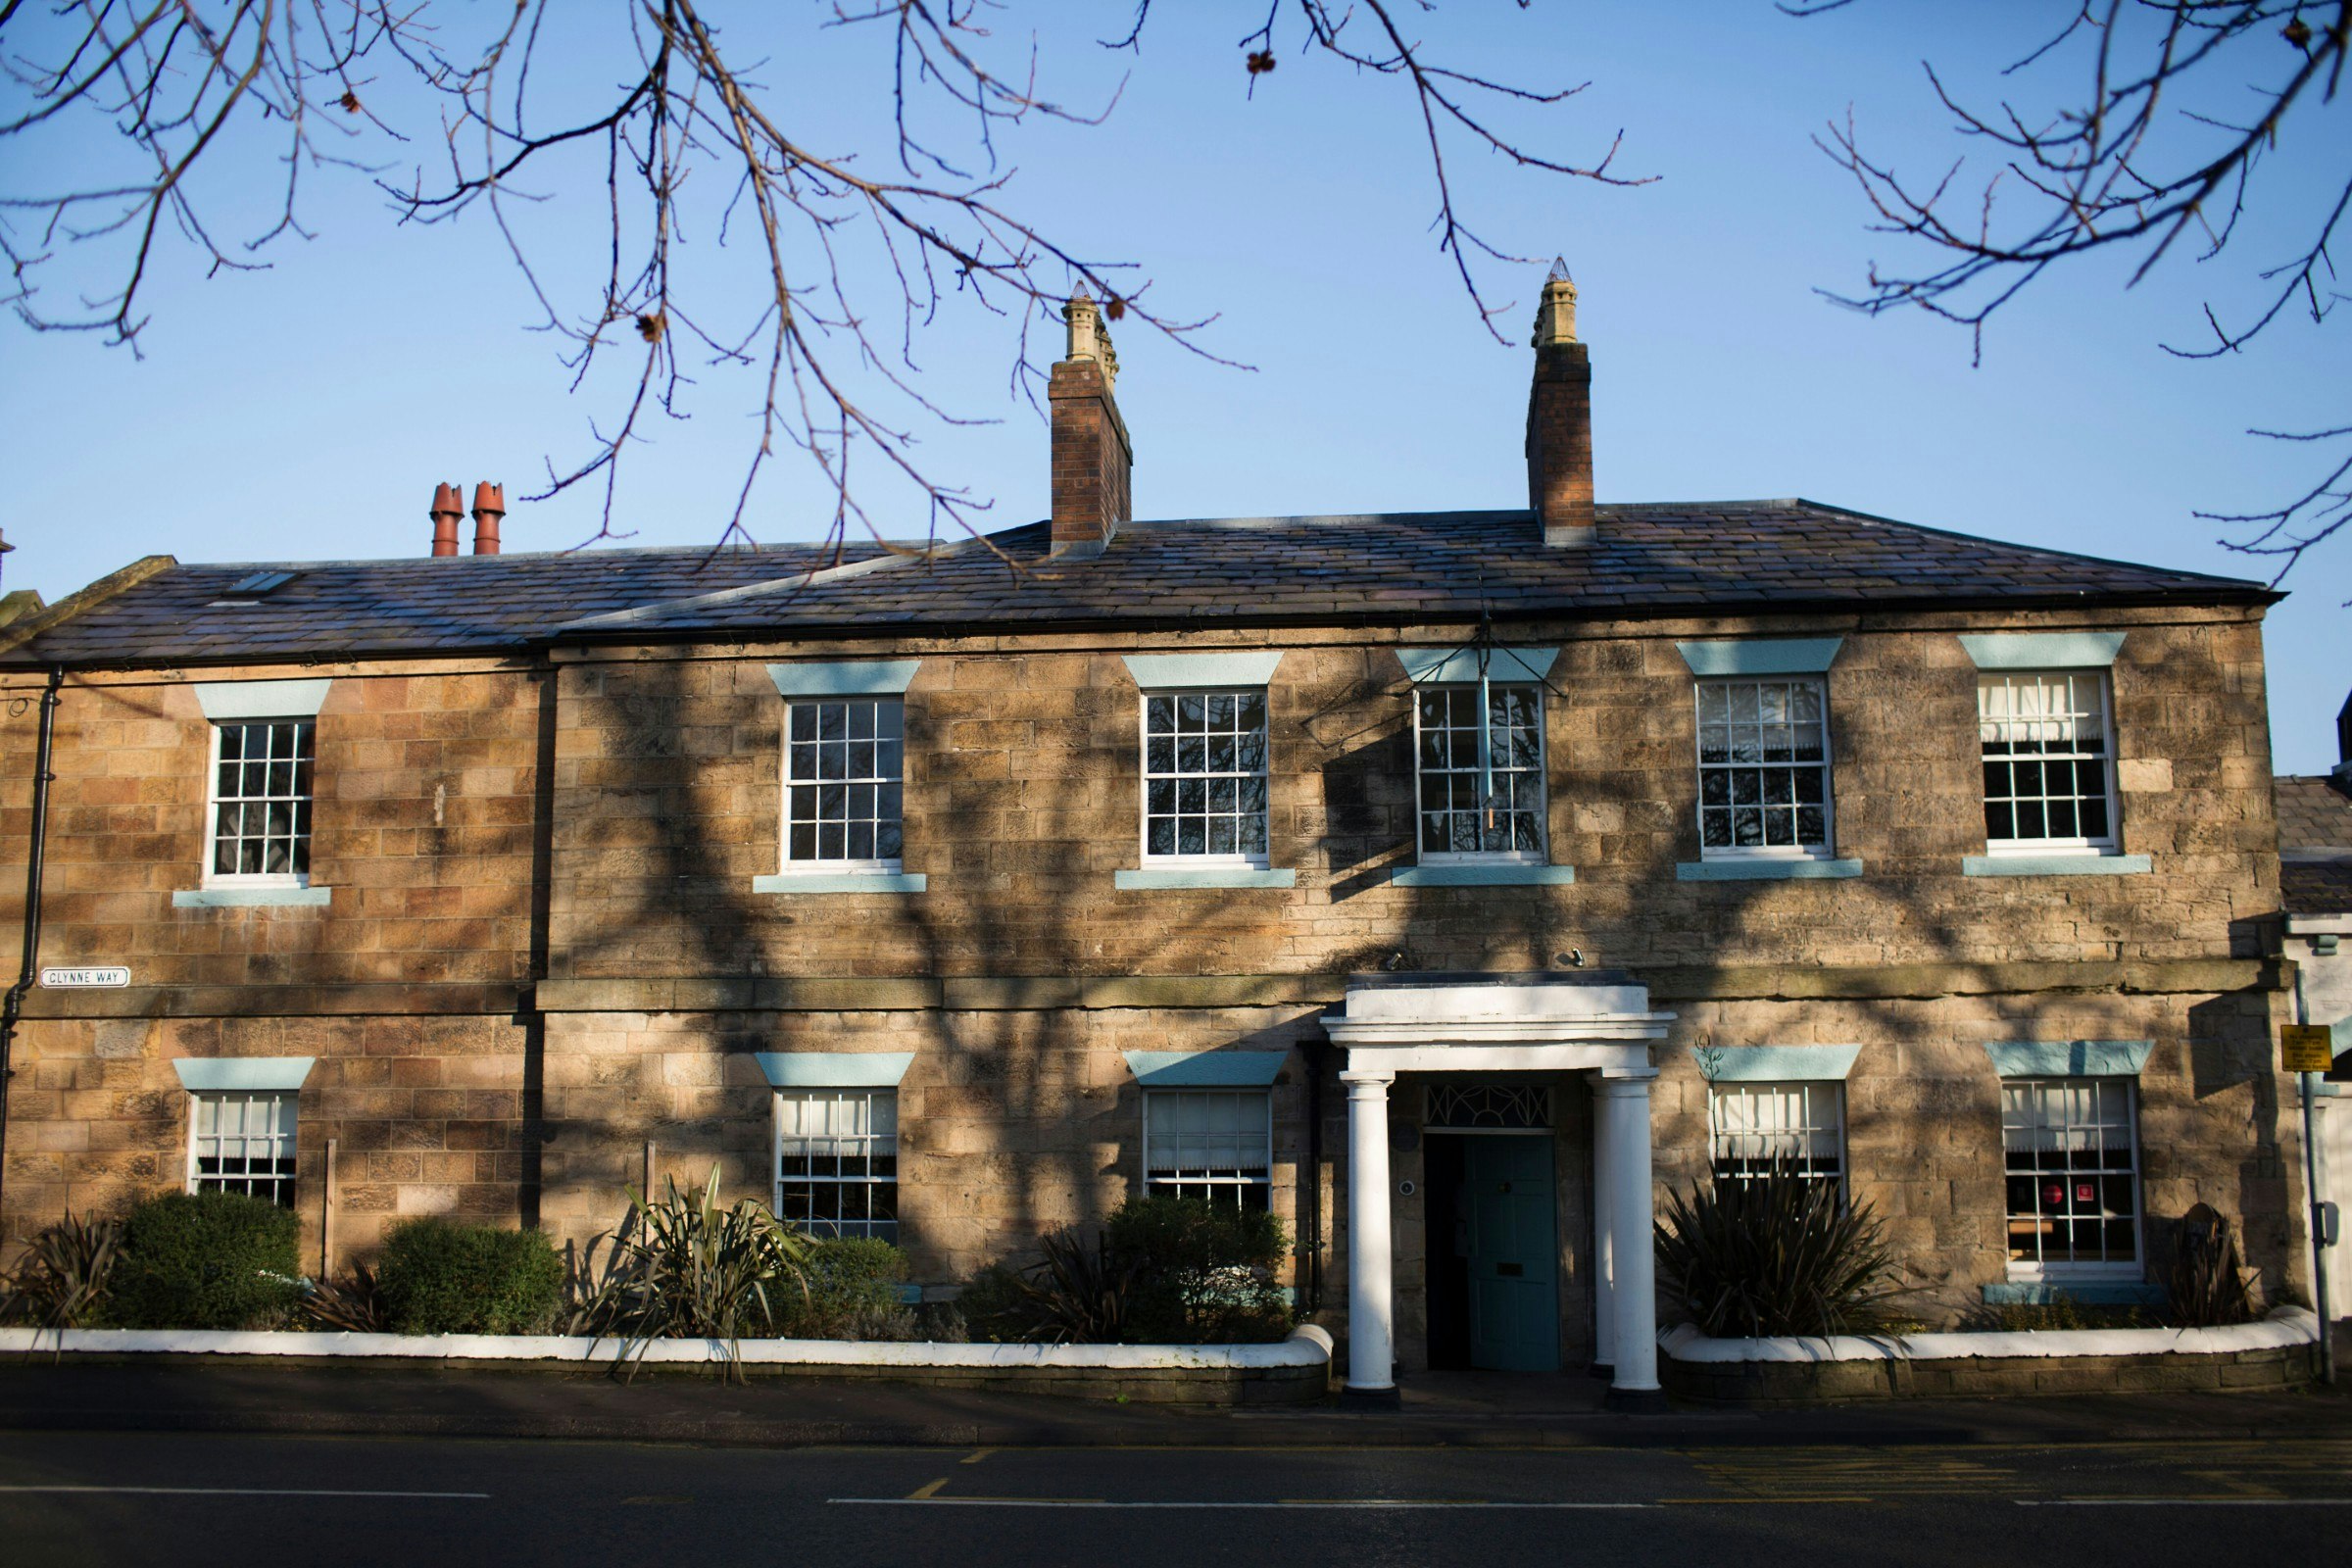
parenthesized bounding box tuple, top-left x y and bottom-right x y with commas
(1962, 854, 2150, 877)
(1392, 863, 1576, 887)
(752, 872, 927, 894)
(172, 886, 332, 908)
(1983, 1281, 2163, 1307)
(1675, 858, 1862, 882)
(1116, 866, 1297, 891)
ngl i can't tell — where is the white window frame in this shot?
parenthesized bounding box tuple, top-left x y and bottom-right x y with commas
(1142, 1088, 1274, 1210)
(2000, 1076, 2142, 1281)
(185, 1089, 300, 1208)
(200, 717, 318, 890)
(1707, 1080, 1845, 1194)
(1692, 675, 1837, 860)
(778, 696, 907, 875)
(1411, 680, 1547, 864)
(771, 1087, 900, 1242)
(1976, 670, 2122, 857)
(1138, 688, 1272, 868)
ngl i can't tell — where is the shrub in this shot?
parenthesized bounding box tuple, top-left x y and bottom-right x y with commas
(376, 1219, 564, 1335)
(772, 1238, 917, 1341)
(567, 1168, 810, 1377)
(109, 1192, 303, 1331)
(1654, 1166, 1908, 1339)
(300, 1261, 388, 1333)
(2167, 1206, 2255, 1328)
(1106, 1197, 1291, 1344)
(0, 1210, 122, 1331)
(1974, 1297, 2149, 1333)
(956, 1197, 1295, 1346)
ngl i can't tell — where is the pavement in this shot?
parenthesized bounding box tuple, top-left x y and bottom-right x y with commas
(4, 1352, 2350, 1449)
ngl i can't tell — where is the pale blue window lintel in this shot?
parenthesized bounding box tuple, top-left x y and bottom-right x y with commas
(1981, 1040, 2155, 1079)
(1962, 854, 2150, 877)
(1692, 1045, 1862, 1082)
(193, 678, 332, 721)
(1116, 866, 1298, 891)
(1394, 647, 1559, 685)
(1124, 1050, 1289, 1088)
(172, 1057, 316, 1092)
(1675, 637, 1844, 677)
(764, 660, 921, 698)
(172, 886, 333, 908)
(1957, 632, 2127, 670)
(1392, 862, 1575, 888)
(1121, 651, 1285, 689)
(1675, 858, 1863, 882)
(754, 1051, 915, 1089)
(752, 872, 927, 895)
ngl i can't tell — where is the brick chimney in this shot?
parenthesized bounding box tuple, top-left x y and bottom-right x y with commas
(469, 482, 505, 556)
(1526, 260, 1593, 548)
(429, 483, 465, 557)
(1048, 289, 1132, 555)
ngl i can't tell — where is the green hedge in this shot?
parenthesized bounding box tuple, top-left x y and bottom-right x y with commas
(1106, 1197, 1292, 1345)
(770, 1237, 913, 1340)
(108, 1192, 303, 1331)
(376, 1218, 564, 1335)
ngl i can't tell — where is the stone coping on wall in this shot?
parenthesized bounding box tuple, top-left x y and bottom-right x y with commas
(0, 1323, 1333, 1381)
(1659, 1306, 2316, 1364)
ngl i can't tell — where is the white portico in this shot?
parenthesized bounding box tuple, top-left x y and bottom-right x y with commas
(1321, 973, 1674, 1407)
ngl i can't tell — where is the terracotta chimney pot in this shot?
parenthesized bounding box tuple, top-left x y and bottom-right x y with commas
(469, 481, 506, 556)
(429, 482, 465, 558)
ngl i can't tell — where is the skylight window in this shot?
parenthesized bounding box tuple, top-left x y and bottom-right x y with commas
(212, 571, 296, 605)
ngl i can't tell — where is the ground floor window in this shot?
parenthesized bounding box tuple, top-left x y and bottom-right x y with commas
(187, 1090, 298, 1207)
(1707, 1080, 1843, 1189)
(775, 1088, 899, 1242)
(2002, 1076, 2140, 1275)
(1144, 1089, 1272, 1211)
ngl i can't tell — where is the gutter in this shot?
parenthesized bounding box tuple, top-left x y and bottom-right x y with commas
(0, 666, 63, 1234)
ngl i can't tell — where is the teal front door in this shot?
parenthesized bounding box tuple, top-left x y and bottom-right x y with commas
(1463, 1138, 1560, 1372)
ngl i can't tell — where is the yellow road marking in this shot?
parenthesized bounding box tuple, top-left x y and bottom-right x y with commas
(1659, 1496, 1876, 1505)
(960, 1448, 995, 1466)
(907, 1478, 951, 1500)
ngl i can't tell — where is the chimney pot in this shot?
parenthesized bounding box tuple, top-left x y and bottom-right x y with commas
(429, 482, 464, 558)
(1048, 293, 1131, 555)
(469, 481, 505, 556)
(1526, 263, 1593, 548)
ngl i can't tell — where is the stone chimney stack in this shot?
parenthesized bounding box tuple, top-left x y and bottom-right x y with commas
(469, 481, 505, 556)
(1526, 260, 1593, 548)
(429, 483, 465, 558)
(1048, 288, 1132, 555)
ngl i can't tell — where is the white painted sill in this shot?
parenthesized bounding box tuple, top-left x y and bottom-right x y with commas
(0, 1323, 1334, 1370)
(1658, 1306, 2316, 1364)
(752, 871, 927, 895)
(172, 885, 333, 908)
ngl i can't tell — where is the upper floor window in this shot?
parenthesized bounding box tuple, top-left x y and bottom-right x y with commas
(1978, 671, 2116, 853)
(1695, 677, 1832, 857)
(206, 719, 315, 884)
(785, 698, 905, 868)
(187, 1089, 299, 1208)
(1143, 690, 1269, 863)
(2002, 1076, 2139, 1277)
(1414, 683, 1545, 861)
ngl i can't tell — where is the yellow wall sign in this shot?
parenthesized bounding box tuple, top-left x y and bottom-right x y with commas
(2281, 1024, 2336, 1073)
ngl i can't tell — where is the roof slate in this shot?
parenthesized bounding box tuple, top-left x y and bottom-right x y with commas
(2277, 774, 2352, 851)
(3, 501, 2274, 668)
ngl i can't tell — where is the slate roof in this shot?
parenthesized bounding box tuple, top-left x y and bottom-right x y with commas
(2, 501, 2275, 668)
(2278, 773, 2352, 916)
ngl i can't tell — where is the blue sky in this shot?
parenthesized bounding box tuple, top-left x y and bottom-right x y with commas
(3, 3, 2343, 770)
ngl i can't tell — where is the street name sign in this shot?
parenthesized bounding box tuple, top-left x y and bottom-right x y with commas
(37, 966, 130, 989)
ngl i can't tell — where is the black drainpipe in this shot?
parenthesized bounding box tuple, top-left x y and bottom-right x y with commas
(0, 666, 65, 1238)
(1303, 1037, 1326, 1314)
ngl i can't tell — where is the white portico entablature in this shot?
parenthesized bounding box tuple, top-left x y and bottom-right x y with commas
(1320, 973, 1674, 1070)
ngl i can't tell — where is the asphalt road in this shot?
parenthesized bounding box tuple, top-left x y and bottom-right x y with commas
(3, 1431, 2347, 1566)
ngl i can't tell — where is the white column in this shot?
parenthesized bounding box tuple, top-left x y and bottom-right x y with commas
(1589, 1070, 1616, 1370)
(1599, 1068, 1661, 1398)
(1341, 1067, 1397, 1393)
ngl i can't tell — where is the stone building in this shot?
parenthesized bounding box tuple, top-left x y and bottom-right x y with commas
(0, 276, 2306, 1404)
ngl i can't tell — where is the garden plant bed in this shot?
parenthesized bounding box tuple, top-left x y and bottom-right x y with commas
(1659, 1307, 2320, 1405)
(0, 1324, 1335, 1406)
